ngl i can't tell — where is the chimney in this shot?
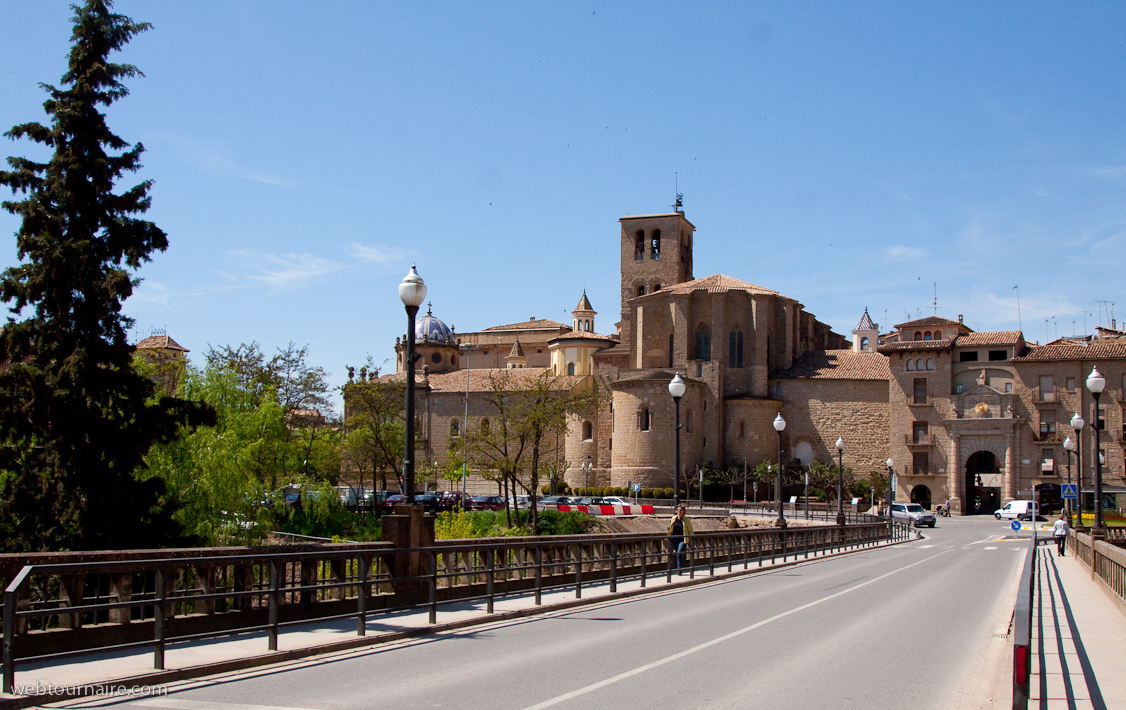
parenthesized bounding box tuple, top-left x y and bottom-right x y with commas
(958, 314, 963, 324)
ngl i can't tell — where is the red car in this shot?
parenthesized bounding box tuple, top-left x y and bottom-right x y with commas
(438, 491, 473, 511)
(467, 495, 505, 511)
(377, 494, 404, 513)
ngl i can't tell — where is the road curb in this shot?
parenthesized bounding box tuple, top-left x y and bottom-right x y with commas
(0, 536, 910, 709)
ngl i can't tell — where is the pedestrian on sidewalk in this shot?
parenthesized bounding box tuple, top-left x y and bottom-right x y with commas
(668, 504, 693, 572)
(1052, 513, 1070, 557)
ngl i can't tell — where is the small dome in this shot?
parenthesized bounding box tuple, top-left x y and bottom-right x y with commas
(415, 304, 454, 344)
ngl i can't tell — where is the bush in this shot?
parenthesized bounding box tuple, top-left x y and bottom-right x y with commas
(536, 510, 591, 536)
(640, 488, 653, 499)
(541, 485, 551, 495)
(435, 510, 476, 540)
(662, 488, 674, 499)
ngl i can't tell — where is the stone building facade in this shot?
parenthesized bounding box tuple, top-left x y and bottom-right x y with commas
(354, 208, 1125, 514)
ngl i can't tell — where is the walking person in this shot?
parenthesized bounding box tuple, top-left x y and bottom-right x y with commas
(1052, 513, 1070, 557)
(668, 504, 694, 573)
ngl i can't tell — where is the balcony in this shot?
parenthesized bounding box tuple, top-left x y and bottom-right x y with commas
(953, 393, 1017, 420)
(906, 434, 931, 446)
(1032, 432, 1059, 443)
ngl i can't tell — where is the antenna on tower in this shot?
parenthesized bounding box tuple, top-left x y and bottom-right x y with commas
(932, 283, 937, 316)
(673, 172, 683, 213)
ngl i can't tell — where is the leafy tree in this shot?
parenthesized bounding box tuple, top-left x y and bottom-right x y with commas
(341, 368, 406, 494)
(713, 464, 747, 503)
(0, 1, 214, 551)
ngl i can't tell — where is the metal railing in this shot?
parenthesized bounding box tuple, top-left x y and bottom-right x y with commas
(1012, 532, 1038, 709)
(1069, 530, 1126, 610)
(730, 502, 885, 525)
(2, 522, 905, 693)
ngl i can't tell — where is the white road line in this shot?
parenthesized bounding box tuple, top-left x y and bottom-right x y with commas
(128, 699, 315, 710)
(918, 545, 934, 549)
(523, 549, 954, 710)
(984, 546, 997, 550)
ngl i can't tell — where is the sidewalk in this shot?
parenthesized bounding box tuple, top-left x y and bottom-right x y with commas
(1031, 544, 1126, 709)
(3, 535, 868, 706)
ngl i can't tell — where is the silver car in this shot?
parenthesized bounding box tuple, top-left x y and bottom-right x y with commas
(891, 502, 936, 528)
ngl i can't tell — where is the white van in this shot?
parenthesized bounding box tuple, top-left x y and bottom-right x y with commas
(994, 500, 1039, 521)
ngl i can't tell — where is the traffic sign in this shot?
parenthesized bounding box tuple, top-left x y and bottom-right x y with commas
(1062, 484, 1077, 499)
(1011, 520, 1021, 531)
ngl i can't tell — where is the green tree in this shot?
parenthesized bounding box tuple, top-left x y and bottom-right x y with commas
(0, 1, 214, 552)
(341, 370, 406, 494)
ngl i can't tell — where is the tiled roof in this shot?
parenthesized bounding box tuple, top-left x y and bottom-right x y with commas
(574, 290, 593, 312)
(547, 331, 619, 344)
(375, 368, 586, 393)
(653, 274, 782, 297)
(894, 316, 963, 329)
(482, 319, 567, 332)
(953, 331, 1023, 347)
(854, 308, 877, 332)
(780, 350, 890, 380)
(135, 335, 189, 352)
(508, 337, 525, 358)
(1012, 342, 1126, 362)
(878, 339, 955, 353)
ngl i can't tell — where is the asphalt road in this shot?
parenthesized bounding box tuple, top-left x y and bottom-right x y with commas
(93, 516, 1029, 710)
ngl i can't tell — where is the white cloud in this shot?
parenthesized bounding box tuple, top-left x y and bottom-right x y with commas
(155, 132, 298, 187)
(229, 250, 345, 292)
(345, 242, 411, 263)
(885, 245, 925, 262)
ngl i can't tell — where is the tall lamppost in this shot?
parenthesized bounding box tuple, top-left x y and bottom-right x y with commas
(1071, 411, 1085, 524)
(1087, 366, 1106, 530)
(398, 265, 427, 504)
(669, 373, 686, 509)
(885, 457, 894, 518)
(835, 437, 846, 525)
(773, 414, 786, 524)
(1063, 435, 1075, 521)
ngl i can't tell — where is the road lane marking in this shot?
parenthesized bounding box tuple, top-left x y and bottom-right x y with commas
(984, 546, 997, 550)
(523, 549, 954, 710)
(128, 700, 315, 710)
(918, 545, 934, 548)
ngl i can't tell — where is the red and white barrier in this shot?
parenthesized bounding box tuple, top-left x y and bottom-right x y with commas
(555, 504, 656, 516)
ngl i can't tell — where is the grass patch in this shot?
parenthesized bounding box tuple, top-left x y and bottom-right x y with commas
(434, 509, 592, 539)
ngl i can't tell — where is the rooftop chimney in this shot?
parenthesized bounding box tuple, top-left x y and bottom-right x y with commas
(958, 314, 963, 324)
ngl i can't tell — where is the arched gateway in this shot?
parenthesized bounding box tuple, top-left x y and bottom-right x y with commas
(965, 451, 1001, 515)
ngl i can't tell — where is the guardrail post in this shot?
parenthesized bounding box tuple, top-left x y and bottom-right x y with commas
(3, 566, 31, 694)
(154, 566, 166, 670)
(574, 543, 583, 599)
(534, 546, 543, 605)
(610, 542, 618, 593)
(640, 540, 647, 588)
(268, 560, 280, 651)
(428, 551, 437, 625)
(666, 539, 673, 583)
(486, 549, 495, 614)
(782, 530, 788, 563)
(688, 539, 695, 579)
(356, 555, 369, 636)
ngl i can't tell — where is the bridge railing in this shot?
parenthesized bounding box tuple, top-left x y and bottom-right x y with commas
(1069, 530, 1126, 614)
(2, 521, 906, 693)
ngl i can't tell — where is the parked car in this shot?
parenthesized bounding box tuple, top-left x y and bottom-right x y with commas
(891, 502, 936, 527)
(539, 496, 575, 507)
(438, 491, 472, 511)
(414, 493, 442, 512)
(377, 494, 404, 513)
(995, 500, 1040, 521)
(599, 496, 630, 506)
(573, 497, 616, 506)
(467, 495, 506, 511)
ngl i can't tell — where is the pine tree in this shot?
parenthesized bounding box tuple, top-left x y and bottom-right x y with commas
(0, 0, 214, 551)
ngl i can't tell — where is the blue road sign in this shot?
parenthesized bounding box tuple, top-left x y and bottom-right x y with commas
(1062, 484, 1077, 499)
(1011, 520, 1021, 531)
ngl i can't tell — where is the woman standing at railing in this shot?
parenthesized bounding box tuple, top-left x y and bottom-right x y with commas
(668, 504, 693, 573)
(1052, 513, 1070, 557)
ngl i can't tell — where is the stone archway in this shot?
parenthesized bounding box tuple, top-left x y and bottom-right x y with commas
(911, 485, 932, 510)
(965, 451, 1001, 515)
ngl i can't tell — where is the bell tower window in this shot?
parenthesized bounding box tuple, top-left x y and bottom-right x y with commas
(695, 326, 711, 361)
(650, 229, 661, 260)
(634, 231, 645, 260)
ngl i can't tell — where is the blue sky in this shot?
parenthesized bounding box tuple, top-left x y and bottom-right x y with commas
(2, 1, 1124, 411)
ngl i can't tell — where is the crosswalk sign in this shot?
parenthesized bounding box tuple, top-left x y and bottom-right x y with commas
(1062, 484, 1077, 499)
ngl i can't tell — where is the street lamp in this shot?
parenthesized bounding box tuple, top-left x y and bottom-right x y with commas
(669, 373, 686, 509)
(885, 457, 894, 518)
(1063, 435, 1075, 521)
(773, 414, 786, 525)
(1086, 366, 1106, 530)
(1071, 411, 1085, 525)
(398, 265, 427, 504)
(835, 437, 846, 525)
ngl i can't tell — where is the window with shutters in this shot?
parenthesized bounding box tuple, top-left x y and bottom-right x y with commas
(913, 378, 927, 404)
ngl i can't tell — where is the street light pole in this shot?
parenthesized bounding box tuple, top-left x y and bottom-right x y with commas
(835, 437, 846, 525)
(1071, 412, 1085, 525)
(398, 265, 427, 505)
(669, 373, 686, 510)
(885, 457, 894, 519)
(1063, 435, 1075, 522)
(773, 414, 786, 525)
(1087, 367, 1106, 530)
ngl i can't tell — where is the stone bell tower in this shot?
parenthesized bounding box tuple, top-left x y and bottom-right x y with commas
(618, 211, 695, 351)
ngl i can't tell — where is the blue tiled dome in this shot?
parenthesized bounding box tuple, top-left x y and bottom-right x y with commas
(415, 305, 454, 344)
